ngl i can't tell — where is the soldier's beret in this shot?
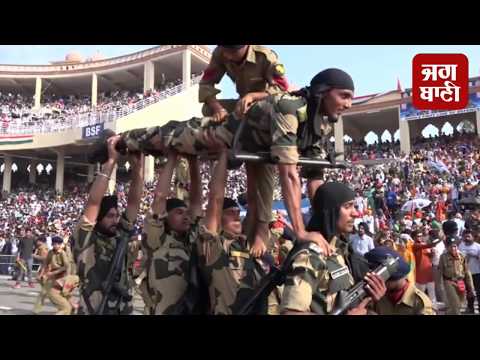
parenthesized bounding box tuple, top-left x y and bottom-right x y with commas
(51, 236, 64, 244)
(445, 236, 458, 247)
(364, 246, 410, 281)
(442, 220, 458, 235)
(223, 197, 239, 210)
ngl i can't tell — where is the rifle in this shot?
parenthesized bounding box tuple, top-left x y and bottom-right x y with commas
(233, 152, 349, 169)
(95, 233, 132, 315)
(329, 256, 399, 315)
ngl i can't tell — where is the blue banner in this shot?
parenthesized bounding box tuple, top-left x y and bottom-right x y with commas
(400, 92, 480, 120)
(82, 123, 104, 139)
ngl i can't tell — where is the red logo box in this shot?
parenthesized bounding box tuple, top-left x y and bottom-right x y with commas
(412, 54, 468, 110)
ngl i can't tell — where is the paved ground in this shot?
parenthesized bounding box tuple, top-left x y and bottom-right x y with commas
(0, 275, 145, 315)
(0, 275, 478, 315)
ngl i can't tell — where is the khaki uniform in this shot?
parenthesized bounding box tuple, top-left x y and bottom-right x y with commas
(197, 224, 262, 315)
(44, 249, 73, 315)
(199, 45, 288, 225)
(73, 213, 134, 315)
(198, 45, 288, 107)
(280, 236, 354, 314)
(33, 244, 50, 314)
(373, 281, 435, 315)
(141, 212, 199, 315)
(439, 252, 475, 315)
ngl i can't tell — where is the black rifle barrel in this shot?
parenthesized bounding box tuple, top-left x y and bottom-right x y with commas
(330, 257, 399, 315)
(233, 153, 349, 169)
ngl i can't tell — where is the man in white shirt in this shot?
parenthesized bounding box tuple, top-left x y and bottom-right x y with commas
(459, 230, 480, 313)
(429, 228, 446, 306)
(349, 223, 375, 256)
(452, 213, 465, 237)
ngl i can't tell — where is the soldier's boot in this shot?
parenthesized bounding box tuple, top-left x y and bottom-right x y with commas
(87, 129, 128, 164)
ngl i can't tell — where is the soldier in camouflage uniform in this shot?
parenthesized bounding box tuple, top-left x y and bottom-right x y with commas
(90, 45, 289, 260)
(140, 151, 204, 315)
(197, 146, 266, 315)
(238, 68, 355, 257)
(280, 182, 387, 315)
(199, 45, 289, 259)
(74, 135, 144, 315)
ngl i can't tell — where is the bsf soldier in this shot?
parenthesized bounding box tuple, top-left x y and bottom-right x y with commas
(32, 236, 50, 314)
(200, 45, 289, 258)
(74, 136, 144, 315)
(364, 246, 435, 315)
(39, 236, 74, 315)
(141, 152, 204, 315)
(197, 146, 267, 315)
(239, 69, 355, 257)
(199, 45, 288, 121)
(439, 237, 475, 315)
(280, 182, 386, 315)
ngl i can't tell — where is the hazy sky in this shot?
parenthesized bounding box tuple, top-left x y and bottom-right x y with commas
(0, 45, 476, 142)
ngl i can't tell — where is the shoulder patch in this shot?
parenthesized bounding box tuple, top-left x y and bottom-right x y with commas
(308, 243, 323, 254)
(276, 96, 306, 116)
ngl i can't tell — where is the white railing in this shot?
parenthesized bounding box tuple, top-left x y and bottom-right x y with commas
(0, 76, 202, 135)
(0, 45, 211, 74)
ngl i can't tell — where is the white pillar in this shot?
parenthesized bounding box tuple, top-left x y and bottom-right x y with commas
(144, 155, 155, 184)
(91, 73, 98, 108)
(2, 155, 12, 193)
(108, 165, 117, 194)
(55, 150, 64, 194)
(34, 77, 42, 109)
(87, 164, 95, 183)
(182, 49, 191, 88)
(143, 61, 155, 93)
(476, 109, 480, 137)
(29, 160, 37, 184)
(334, 116, 345, 160)
(399, 107, 411, 155)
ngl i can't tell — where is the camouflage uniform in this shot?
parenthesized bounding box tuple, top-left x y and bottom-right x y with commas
(280, 236, 355, 314)
(373, 281, 435, 315)
(199, 45, 289, 227)
(73, 213, 134, 315)
(240, 93, 332, 165)
(43, 249, 74, 315)
(439, 251, 475, 315)
(140, 212, 200, 315)
(196, 224, 263, 315)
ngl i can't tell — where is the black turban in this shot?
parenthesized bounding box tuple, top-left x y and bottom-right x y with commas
(97, 195, 118, 222)
(166, 198, 187, 212)
(307, 182, 356, 241)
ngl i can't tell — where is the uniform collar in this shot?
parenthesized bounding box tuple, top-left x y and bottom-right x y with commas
(244, 45, 256, 64)
(399, 281, 417, 307)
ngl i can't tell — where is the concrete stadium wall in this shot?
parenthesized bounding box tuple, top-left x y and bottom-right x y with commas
(0, 85, 203, 152)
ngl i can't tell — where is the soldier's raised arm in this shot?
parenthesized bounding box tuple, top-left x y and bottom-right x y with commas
(83, 135, 122, 224)
(204, 150, 228, 234)
(186, 156, 202, 219)
(151, 151, 178, 216)
(125, 152, 144, 224)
